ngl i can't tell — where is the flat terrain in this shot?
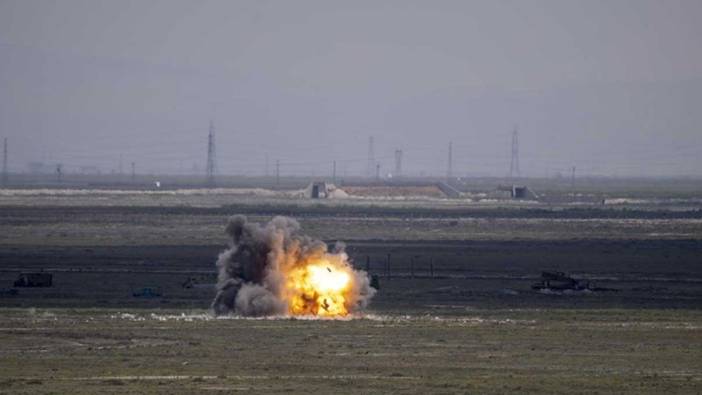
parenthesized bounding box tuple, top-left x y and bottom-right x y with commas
(0, 184, 701, 393)
(1, 203, 702, 246)
(1, 240, 701, 310)
(1, 308, 700, 394)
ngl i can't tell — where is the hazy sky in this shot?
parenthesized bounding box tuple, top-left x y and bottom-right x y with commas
(1, 0, 701, 177)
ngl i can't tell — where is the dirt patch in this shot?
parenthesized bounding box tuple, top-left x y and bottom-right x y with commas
(343, 185, 445, 198)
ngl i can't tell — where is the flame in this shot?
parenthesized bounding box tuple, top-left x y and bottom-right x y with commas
(284, 258, 354, 317)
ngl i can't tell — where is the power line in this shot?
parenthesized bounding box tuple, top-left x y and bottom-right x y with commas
(394, 149, 403, 177)
(571, 166, 576, 200)
(332, 160, 337, 184)
(509, 126, 520, 179)
(367, 136, 375, 178)
(447, 141, 453, 180)
(206, 120, 217, 185)
(276, 159, 280, 186)
(2, 137, 7, 186)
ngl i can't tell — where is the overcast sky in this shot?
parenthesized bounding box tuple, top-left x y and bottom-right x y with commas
(1, 0, 700, 177)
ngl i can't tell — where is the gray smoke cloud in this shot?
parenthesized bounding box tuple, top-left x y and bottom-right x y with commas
(212, 215, 376, 316)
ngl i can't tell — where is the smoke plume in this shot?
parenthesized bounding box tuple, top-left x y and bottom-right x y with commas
(212, 215, 375, 317)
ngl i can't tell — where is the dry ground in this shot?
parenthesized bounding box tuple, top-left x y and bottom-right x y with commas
(1, 206, 701, 246)
(0, 308, 700, 394)
(1, 188, 701, 393)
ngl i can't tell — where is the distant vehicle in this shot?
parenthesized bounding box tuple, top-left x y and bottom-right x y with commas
(14, 272, 53, 287)
(132, 287, 162, 298)
(370, 275, 380, 290)
(532, 271, 590, 291)
(181, 276, 215, 289)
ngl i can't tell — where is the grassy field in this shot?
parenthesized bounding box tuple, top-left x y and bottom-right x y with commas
(1, 186, 701, 393)
(0, 308, 700, 394)
(1, 204, 701, 247)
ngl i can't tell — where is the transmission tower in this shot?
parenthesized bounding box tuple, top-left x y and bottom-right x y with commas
(447, 141, 453, 179)
(509, 126, 520, 179)
(394, 149, 403, 177)
(367, 136, 375, 177)
(206, 120, 217, 185)
(571, 166, 576, 200)
(2, 138, 7, 186)
(332, 160, 337, 184)
(276, 160, 280, 186)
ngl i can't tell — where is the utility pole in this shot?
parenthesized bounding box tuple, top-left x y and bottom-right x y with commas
(571, 166, 576, 200)
(2, 137, 7, 187)
(447, 141, 453, 180)
(367, 136, 375, 178)
(332, 160, 337, 184)
(276, 160, 280, 186)
(131, 162, 136, 183)
(394, 149, 403, 177)
(206, 120, 217, 186)
(375, 163, 380, 181)
(509, 126, 520, 180)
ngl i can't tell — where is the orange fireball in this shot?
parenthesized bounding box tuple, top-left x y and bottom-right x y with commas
(285, 259, 354, 317)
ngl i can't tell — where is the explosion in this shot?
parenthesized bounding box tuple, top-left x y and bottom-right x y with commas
(212, 215, 375, 317)
(287, 260, 352, 316)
